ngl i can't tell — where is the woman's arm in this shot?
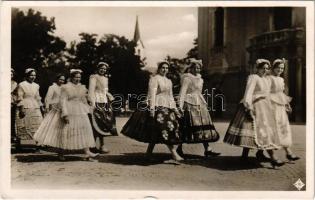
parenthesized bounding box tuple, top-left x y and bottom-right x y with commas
(60, 86, 69, 123)
(16, 85, 25, 118)
(147, 77, 158, 117)
(243, 75, 257, 110)
(45, 85, 54, 110)
(88, 75, 96, 107)
(178, 77, 189, 110)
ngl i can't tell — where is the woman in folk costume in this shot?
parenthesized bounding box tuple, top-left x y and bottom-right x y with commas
(44, 74, 66, 113)
(35, 69, 97, 160)
(11, 68, 18, 143)
(59, 69, 98, 160)
(88, 62, 117, 154)
(267, 58, 299, 161)
(15, 68, 43, 143)
(33, 74, 66, 159)
(121, 61, 184, 162)
(176, 59, 220, 158)
(223, 59, 284, 168)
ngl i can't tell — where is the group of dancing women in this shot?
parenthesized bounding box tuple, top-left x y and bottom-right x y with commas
(11, 57, 299, 168)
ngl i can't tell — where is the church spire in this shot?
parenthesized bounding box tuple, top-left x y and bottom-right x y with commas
(133, 15, 144, 48)
(133, 16, 145, 59)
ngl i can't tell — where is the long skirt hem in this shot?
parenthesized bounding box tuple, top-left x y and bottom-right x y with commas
(121, 107, 182, 145)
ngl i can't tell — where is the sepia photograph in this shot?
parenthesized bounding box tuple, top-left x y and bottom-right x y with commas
(0, 1, 314, 199)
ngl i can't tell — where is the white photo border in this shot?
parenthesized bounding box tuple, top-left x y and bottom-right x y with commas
(0, 1, 314, 199)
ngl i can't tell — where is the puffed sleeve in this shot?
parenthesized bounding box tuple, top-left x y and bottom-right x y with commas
(60, 86, 68, 117)
(88, 75, 96, 107)
(45, 85, 54, 109)
(147, 76, 158, 110)
(179, 76, 190, 110)
(243, 75, 257, 110)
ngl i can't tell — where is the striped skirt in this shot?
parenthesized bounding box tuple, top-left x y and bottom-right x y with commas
(224, 101, 279, 150)
(181, 102, 220, 143)
(16, 108, 43, 140)
(34, 105, 96, 150)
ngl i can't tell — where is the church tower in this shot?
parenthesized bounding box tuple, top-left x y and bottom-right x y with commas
(133, 16, 145, 60)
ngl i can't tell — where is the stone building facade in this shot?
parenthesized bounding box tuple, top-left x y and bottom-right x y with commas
(198, 7, 306, 122)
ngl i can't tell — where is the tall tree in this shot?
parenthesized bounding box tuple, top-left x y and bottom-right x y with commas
(11, 8, 66, 82)
(186, 38, 198, 59)
(70, 33, 150, 108)
(11, 8, 66, 97)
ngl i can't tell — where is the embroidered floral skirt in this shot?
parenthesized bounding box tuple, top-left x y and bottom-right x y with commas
(90, 103, 116, 136)
(223, 102, 279, 150)
(16, 108, 43, 140)
(121, 106, 182, 145)
(180, 102, 220, 143)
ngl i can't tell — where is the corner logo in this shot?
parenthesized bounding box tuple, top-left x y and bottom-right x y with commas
(293, 178, 305, 191)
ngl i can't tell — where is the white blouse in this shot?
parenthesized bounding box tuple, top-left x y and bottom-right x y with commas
(268, 75, 292, 105)
(241, 74, 271, 109)
(147, 74, 177, 110)
(88, 74, 113, 106)
(45, 83, 62, 109)
(17, 81, 42, 109)
(179, 73, 207, 109)
(60, 82, 90, 117)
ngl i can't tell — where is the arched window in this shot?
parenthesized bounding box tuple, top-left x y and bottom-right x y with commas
(273, 7, 292, 30)
(214, 7, 224, 47)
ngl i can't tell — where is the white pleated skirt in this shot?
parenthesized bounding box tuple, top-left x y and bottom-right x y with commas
(34, 108, 96, 150)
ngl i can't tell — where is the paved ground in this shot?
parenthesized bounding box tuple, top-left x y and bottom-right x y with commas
(11, 117, 306, 191)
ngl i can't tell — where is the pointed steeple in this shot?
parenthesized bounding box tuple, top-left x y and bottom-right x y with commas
(133, 16, 145, 61)
(133, 16, 144, 48)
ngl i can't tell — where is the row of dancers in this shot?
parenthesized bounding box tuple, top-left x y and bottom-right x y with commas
(11, 58, 300, 167)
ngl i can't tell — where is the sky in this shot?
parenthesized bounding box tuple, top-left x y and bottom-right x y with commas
(20, 7, 198, 69)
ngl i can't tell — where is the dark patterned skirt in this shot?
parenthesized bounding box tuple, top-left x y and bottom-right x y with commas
(90, 103, 116, 136)
(121, 106, 182, 145)
(223, 104, 259, 149)
(180, 102, 220, 143)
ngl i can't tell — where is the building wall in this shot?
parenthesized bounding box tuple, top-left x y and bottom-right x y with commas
(198, 7, 306, 121)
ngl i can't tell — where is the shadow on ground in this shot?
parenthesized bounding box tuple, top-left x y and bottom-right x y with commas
(14, 152, 266, 170)
(99, 153, 265, 170)
(14, 154, 86, 162)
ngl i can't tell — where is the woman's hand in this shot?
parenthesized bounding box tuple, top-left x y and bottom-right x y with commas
(285, 104, 292, 113)
(107, 93, 115, 102)
(243, 102, 251, 111)
(45, 107, 50, 114)
(40, 106, 45, 115)
(62, 116, 69, 124)
(149, 109, 155, 118)
(249, 110, 255, 117)
(174, 109, 182, 118)
(19, 109, 25, 119)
